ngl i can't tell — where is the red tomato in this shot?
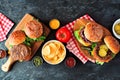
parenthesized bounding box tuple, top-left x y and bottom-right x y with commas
(56, 27, 71, 43)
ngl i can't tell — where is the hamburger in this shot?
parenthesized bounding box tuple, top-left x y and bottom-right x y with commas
(24, 20, 43, 39)
(73, 19, 120, 64)
(74, 19, 103, 46)
(8, 20, 45, 59)
(24, 20, 46, 46)
(8, 30, 31, 61)
(9, 30, 26, 46)
(92, 36, 120, 64)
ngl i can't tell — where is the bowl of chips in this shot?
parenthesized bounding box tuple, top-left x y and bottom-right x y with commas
(42, 40, 66, 65)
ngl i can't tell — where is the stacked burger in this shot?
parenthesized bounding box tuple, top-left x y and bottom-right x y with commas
(8, 20, 44, 60)
(2, 20, 45, 72)
(73, 19, 120, 65)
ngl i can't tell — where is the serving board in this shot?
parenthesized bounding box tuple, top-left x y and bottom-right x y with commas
(5, 13, 50, 61)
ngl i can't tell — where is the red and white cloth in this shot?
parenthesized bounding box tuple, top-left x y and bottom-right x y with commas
(0, 13, 14, 42)
(64, 14, 95, 64)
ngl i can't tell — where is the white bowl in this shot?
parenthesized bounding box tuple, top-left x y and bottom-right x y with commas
(112, 18, 120, 39)
(41, 40, 66, 65)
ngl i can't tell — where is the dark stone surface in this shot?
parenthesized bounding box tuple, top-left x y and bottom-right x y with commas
(0, 0, 120, 80)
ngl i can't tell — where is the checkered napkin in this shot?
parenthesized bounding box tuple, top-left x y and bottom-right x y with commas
(0, 13, 14, 42)
(64, 14, 95, 64)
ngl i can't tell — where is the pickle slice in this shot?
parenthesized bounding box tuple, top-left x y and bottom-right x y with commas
(99, 49, 107, 57)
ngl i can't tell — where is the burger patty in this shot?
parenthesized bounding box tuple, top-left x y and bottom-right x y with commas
(10, 44, 31, 60)
(94, 45, 113, 62)
(80, 28, 91, 43)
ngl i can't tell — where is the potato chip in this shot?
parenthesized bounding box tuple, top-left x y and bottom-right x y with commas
(42, 46, 50, 56)
(54, 42, 60, 49)
(53, 56, 58, 61)
(42, 40, 66, 65)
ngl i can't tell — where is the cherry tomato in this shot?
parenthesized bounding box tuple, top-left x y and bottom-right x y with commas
(56, 27, 71, 43)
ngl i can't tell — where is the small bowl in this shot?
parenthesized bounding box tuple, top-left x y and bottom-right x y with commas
(41, 40, 66, 65)
(64, 57, 76, 68)
(112, 18, 120, 39)
(33, 56, 43, 67)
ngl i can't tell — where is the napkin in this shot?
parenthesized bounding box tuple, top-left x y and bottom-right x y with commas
(64, 14, 95, 64)
(0, 13, 14, 42)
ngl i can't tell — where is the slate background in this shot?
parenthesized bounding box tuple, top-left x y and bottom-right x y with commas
(0, 0, 120, 80)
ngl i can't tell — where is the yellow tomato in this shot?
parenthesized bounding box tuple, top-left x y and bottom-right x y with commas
(49, 19, 60, 29)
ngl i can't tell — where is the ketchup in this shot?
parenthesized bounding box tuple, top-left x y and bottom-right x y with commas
(65, 57, 76, 68)
(0, 49, 6, 59)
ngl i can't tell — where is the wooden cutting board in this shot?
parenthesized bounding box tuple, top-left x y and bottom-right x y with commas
(5, 13, 50, 61)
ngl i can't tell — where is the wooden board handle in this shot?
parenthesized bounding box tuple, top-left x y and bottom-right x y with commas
(1, 56, 15, 72)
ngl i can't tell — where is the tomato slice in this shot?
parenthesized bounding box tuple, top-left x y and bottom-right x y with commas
(56, 27, 71, 43)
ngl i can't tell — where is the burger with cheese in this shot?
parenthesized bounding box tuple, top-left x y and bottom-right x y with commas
(73, 19, 120, 64)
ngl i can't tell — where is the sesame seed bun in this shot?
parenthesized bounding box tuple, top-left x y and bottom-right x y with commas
(104, 36, 120, 54)
(84, 22, 103, 42)
(9, 30, 26, 45)
(25, 20, 43, 39)
(73, 18, 94, 31)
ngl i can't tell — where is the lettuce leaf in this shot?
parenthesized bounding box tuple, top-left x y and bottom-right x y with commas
(96, 60, 104, 65)
(24, 35, 46, 46)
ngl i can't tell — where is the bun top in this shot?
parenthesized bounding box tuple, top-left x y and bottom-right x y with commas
(104, 36, 120, 54)
(25, 20, 43, 39)
(84, 22, 103, 42)
(73, 18, 93, 31)
(9, 30, 26, 45)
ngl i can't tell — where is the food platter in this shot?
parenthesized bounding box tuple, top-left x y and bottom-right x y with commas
(5, 14, 50, 61)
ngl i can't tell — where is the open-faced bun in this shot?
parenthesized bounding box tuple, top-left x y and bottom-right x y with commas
(25, 20, 43, 39)
(84, 22, 103, 42)
(104, 36, 120, 54)
(9, 30, 26, 45)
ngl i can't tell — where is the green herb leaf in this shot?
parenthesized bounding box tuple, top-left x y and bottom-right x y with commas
(35, 36, 46, 41)
(111, 53, 116, 59)
(9, 44, 13, 48)
(91, 43, 97, 50)
(96, 60, 104, 65)
(81, 46, 91, 52)
(23, 36, 46, 46)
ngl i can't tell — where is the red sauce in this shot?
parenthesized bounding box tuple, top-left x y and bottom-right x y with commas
(0, 49, 6, 59)
(65, 57, 76, 68)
